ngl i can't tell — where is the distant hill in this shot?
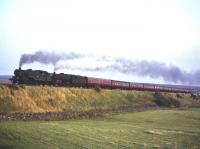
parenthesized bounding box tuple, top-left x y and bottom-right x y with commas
(0, 75, 12, 84)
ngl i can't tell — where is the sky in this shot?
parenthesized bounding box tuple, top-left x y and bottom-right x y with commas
(0, 0, 200, 85)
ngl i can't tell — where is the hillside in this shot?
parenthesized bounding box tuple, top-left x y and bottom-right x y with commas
(0, 75, 12, 84)
(0, 84, 199, 114)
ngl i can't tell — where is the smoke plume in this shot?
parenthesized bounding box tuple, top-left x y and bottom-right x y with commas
(19, 50, 81, 67)
(19, 50, 200, 85)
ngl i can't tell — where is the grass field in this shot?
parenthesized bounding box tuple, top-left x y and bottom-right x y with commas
(0, 108, 200, 149)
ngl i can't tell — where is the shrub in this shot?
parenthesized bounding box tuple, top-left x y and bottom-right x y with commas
(169, 97, 181, 107)
(153, 92, 170, 106)
(94, 86, 101, 93)
(191, 93, 200, 100)
(176, 93, 182, 98)
(153, 92, 180, 107)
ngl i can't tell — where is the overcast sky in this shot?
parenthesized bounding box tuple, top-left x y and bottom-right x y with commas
(0, 0, 200, 85)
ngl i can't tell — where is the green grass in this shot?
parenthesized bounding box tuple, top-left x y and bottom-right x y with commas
(0, 108, 200, 149)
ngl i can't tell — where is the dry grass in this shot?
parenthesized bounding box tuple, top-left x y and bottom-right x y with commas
(0, 85, 195, 113)
(144, 129, 184, 136)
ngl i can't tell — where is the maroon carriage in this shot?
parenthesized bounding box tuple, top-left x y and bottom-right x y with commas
(111, 80, 130, 89)
(87, 77, 111, 88)
(130, 82, 144, 90)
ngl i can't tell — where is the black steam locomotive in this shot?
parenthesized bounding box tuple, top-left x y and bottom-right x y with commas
(12, 67, 87, 87)
(12, 67, 194, 93)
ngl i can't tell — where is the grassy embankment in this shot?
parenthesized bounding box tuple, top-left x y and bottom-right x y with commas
(0, 84, 198, 113)
(0, 108, 200, 149)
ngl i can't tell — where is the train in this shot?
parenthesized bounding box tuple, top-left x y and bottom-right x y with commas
(11, 67, 194, 93)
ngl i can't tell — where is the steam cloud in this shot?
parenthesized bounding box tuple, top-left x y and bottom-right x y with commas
(19, 51, 81, 67)
(19, 50, 200, 85)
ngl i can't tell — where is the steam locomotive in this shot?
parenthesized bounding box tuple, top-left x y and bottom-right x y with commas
(12, 67, 193, 93)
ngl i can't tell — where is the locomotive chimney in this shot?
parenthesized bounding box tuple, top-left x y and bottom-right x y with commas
(19, 67, 21, 70)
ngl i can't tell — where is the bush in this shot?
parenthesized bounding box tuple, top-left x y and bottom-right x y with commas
(169, 97, 181, 107)
(191, 93, 200, 100)
(176, 93, 182, 98)
(153, 92, 180, 107)
(153, 92, 170, 106)
(94, 86, 101, 93)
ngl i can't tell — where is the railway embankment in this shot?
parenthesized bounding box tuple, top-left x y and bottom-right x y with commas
(0, 84, 199, 120)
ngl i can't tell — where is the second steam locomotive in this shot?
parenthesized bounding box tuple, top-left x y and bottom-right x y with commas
(12, 67, 193, 93)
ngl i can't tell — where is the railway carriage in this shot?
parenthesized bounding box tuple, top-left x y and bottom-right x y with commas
(143, 84, 155, 91)
(111, 80, 130, 89)
(87, 77, 111, 88)
(130, 83, 144, 90)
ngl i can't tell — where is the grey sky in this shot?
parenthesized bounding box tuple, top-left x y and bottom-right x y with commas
(0, 0, 199, 85)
